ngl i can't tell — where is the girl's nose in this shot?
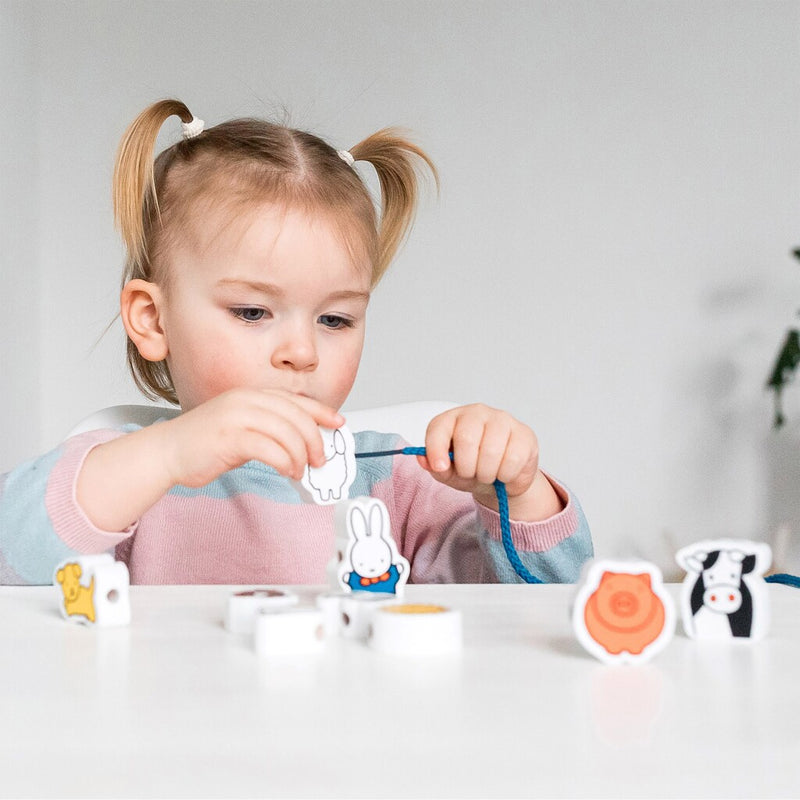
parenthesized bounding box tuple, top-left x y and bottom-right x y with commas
(271, 325, 319, 372)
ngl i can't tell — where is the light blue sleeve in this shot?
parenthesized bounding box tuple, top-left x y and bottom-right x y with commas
(0, 447, 79, 585)
(481, 492, 594, 584)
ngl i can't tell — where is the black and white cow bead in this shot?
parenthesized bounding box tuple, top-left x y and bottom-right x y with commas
(675, 539, 771, 641)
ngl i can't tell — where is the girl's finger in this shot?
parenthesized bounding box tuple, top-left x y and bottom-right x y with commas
(240, 408, 312, 479)
(247, 433, 305, 480)
(424, 411, 458, 473)
(285, 393, 345, 430)
(256, 392, 342, 468)
(451, 414, 483, 480)
(474, 418, 512, 486)
(497, 428, 539, 486)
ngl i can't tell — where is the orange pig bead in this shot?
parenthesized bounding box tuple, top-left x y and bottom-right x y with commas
(585, 572, 665, 655)
(573, 560, 675, 664)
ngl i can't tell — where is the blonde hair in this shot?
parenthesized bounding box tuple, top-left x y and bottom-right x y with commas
(112, 98, 438, 404)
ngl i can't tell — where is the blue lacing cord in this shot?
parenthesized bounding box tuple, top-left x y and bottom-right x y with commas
(355, 447, 800, 590)
(355, 446, 544, 584)
(765, 573, 800, 589)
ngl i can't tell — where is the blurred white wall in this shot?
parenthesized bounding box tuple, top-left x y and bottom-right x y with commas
(2, 0, 800, 574)
(1, 2, 40, 469)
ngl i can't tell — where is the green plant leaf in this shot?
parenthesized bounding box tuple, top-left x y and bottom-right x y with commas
(767, 329, 800, 427)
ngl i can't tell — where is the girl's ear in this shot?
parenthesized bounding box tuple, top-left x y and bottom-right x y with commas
(120, 279, 169, 362)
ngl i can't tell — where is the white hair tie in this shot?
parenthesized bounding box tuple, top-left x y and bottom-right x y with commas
(337, 149, 355, 167)
(182, 117, 205, 140)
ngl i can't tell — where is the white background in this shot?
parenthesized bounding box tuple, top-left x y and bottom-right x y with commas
(2, 0, 800, 575)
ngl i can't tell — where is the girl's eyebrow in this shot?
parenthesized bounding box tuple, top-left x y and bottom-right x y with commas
(215, 278, 369, 302)
(324, 289, 371, 303)
(215, 278, 284, 296)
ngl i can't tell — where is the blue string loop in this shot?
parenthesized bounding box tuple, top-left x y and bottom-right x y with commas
(355, 447, 800, 590)
(765, 573, 800, 589)
(355, 446, 543, 584)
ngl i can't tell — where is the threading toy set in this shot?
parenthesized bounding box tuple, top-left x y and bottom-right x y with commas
(53, 424, 799, 663)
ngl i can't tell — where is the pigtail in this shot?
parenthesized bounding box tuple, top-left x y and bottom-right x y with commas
(114, 99, 194, 405)
(350, 129, 438, 284)
(112, 98, 194, 277)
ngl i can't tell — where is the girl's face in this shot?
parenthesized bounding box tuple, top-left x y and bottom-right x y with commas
(158, 204, 371, 412)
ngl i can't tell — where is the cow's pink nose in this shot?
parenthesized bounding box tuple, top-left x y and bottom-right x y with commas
(704, 587, 742, 611)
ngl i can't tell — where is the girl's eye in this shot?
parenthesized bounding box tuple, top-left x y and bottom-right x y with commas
(231, 307, 267, 323)
(318, 314, 354, 330)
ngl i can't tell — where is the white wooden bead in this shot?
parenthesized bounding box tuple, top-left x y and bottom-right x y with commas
(339, 592, 400, 639)
(253, 608, 326, 657)
(225, 589, 299, 635)
(675, 539, 772, 641)
(54, 554, 130, 628)
(368, 603, 462, 656)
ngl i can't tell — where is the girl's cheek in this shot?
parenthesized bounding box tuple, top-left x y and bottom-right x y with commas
(327, 351, 363, 405)
(191, 346, 253, 398)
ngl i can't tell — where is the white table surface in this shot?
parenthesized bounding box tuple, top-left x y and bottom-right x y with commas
(0, 583, 798, 799)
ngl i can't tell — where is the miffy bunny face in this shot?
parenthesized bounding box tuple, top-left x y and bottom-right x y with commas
(353, 541, 392, 578)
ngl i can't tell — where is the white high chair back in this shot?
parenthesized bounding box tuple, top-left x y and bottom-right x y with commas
(66, 400, 458, 446)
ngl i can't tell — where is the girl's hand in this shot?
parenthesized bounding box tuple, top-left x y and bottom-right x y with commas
(162, 388, 345, 488)
(77, 388, 343, 533)
(417, 404, 563, 522)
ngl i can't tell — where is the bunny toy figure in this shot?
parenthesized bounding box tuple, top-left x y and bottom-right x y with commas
(339, 497, 410, 595)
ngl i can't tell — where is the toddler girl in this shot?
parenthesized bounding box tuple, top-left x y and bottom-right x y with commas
(0, 99, 592, 585)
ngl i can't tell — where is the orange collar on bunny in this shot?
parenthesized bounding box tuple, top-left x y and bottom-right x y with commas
(360, 572, 391, 587)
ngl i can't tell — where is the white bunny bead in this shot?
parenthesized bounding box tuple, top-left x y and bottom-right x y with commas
(337, 497, 410, 595)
